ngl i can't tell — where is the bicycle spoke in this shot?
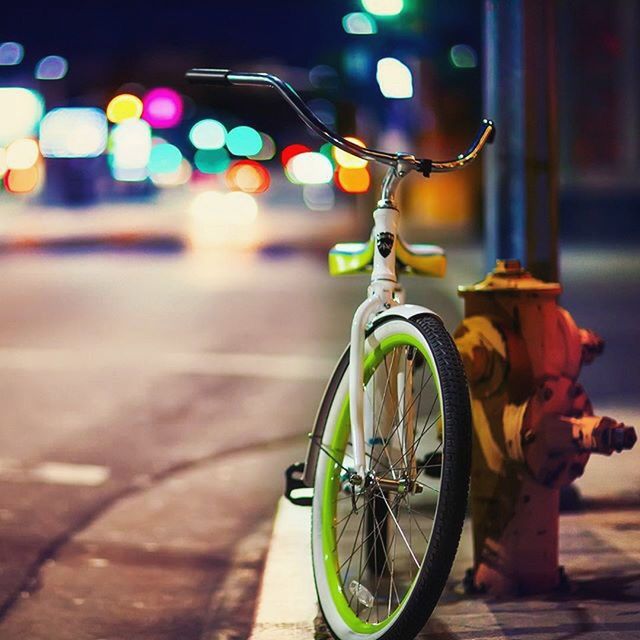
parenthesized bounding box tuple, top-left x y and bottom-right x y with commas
(370, 366, 434, 473)
(377, 488, 420, 568)
(326, 339, 452, 626)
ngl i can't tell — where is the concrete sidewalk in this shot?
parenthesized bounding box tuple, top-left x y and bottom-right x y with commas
(251, 407, 640, 640)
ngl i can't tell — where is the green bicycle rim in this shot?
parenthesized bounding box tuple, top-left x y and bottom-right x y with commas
(320, 331, 442, 635)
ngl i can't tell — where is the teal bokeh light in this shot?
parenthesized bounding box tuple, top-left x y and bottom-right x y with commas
(148, 143, 183, 174)
(342, 12, 377, 35)
(449, 44, 478, 69)
(226, 126, 263, 156)
(194, 148, 230, 174)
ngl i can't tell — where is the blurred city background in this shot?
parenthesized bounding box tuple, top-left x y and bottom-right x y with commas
(2, 0, 637, 247)
(0, 1, 638, 638)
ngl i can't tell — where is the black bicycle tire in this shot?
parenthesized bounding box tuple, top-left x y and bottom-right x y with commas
(311, 313, 471, 640)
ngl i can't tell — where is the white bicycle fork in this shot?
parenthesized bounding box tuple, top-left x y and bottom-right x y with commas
(348, 205, 402, 479)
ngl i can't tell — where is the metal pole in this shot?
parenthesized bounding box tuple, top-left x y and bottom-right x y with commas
(483, 0, 559, 282)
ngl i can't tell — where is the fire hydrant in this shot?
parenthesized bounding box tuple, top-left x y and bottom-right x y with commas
(454, 259, 636, 596)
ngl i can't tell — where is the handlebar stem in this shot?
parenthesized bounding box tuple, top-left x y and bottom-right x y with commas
(378, 156, 416, 209)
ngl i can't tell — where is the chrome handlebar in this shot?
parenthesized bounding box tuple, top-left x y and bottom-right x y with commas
(186, 68, 495, 176)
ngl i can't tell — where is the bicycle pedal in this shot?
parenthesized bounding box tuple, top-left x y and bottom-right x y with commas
(284, 462, 313, 507)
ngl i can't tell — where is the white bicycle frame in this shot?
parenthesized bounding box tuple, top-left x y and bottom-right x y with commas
(184, 68, 494, 493)
(347, 160, 433, 480)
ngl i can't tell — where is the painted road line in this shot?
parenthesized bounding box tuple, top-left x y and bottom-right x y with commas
(0, 460, 110, 486)
(249, 497, 317, 639)
(0, 347, 335, 381)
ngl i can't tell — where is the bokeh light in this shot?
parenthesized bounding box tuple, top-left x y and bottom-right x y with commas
(40, 108, 108, 158)
(281, 144, 310, 167)
(308, 65, 339, 90)
(376, 57, 413, 99)
(287, 152, 333, 184)
(142, 88, 183, 129)
(303, 184, 335, 211)
(188, 189, 260, 250)
(106, 94, 143, 124)
(35, 55, 68, 80)
(226, 160, 270, 193)
(4, 165, 41, 194)
(189, 119, 226, 150)
(224, 191, 259, 223)
(151, 158, 192, 188)
(0, 88, 44, 146)
(190, 190, 258, 225)
(194, 148, 230, 174)
(320, 142, 337, 168)
(110, 119, 151, 181)
(6, 138, 39, 169)
(148, 142, 182, 174)
(342, 12, 377, 35)
(0, 42, 24, 66)
(190, 190, 223, 216)
(336, 166, 370, 193)
(343, 47, 373, 80)
(449, 44, 478, 69)
(361, 0, 403, 16)
(333, 137, 368, 169)
(249, 133, 276, 161)
(226, 126, 262, 156)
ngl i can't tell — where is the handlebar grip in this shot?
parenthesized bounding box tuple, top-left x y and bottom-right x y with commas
(484, 119, 496, 144)
(186, 68, 231, 86)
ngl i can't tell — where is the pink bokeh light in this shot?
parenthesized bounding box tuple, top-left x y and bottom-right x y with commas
(142, 88, 183, 129)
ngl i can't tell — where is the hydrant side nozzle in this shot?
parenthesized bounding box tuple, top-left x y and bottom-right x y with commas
(615, 424, 637, 452)
(590, 417, 637, 455)
(579, 328, 604, 365)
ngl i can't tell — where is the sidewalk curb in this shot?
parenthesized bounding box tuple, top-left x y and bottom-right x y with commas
(249, 498, 317, 639)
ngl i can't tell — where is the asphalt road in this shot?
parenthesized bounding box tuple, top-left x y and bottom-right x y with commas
(0, 243, 636, 639)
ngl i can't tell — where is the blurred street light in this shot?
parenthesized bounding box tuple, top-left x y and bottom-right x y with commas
(189, 119, 226, 150)
(35, 55, 68, 80)
(342, 12, 378, 35)
(0, 88, 44, 146)
(226, 125, 262, 156)
(106, 94, 144, 124)
(376, 57, 413, 98)
(361, 0, 404, 17)
(449, 44, 478, 69)
(39, 108, 107, 158)
(142, 88, 183, 129)
(0, 41, 24, 65)
(333, 137, 368, 169)
(287, 152, 334, 184)
(110, 118, 151, 181)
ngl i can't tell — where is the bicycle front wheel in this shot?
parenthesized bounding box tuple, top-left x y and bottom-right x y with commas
(311, 313, 471, 640)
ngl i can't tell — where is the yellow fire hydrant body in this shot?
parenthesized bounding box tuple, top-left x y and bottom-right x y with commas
(455, 259, 636, 596)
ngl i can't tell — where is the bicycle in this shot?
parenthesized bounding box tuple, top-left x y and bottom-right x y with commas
(186, 68, 494, 640)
